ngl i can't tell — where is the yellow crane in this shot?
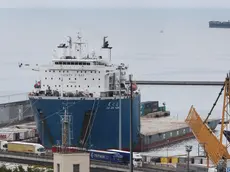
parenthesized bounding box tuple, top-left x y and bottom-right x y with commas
(185, 73, 230, 167)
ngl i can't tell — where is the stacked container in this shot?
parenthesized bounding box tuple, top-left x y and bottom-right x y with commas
(140, 101, 159, 116)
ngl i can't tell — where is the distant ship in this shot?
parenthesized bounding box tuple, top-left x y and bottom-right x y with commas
(209, 20, 230, 28)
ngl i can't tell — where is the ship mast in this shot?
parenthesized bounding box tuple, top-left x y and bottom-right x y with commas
(60, 103, 73, 151)
(74, 32, 85, 58)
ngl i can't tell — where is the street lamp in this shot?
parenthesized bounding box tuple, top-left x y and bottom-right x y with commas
(185, 145, 192, 172)
(118, 65, 122, 150)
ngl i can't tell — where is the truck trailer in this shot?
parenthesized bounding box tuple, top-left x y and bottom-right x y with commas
(88, 149, 124, 164)
(7, 141, 46, 155)
(107, 149, 143, 167)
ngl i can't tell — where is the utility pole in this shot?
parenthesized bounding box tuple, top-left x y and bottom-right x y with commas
(118, 65, 122, 150)
(185, 145, 192, 172)
(129, 74, 133, 172)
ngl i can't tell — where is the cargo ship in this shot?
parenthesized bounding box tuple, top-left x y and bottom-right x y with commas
(23, 33, 220, 152)
(26, 33, 141, 150)
(209, 20, 230, 28)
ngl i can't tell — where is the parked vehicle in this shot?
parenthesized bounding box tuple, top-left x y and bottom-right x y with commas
(6, 141, 46, 155)
(0, 140, 8, 151)
(88, 149, 124, 164)
(107, 149, 143, 167)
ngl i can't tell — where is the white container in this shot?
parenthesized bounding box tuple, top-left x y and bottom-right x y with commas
(194, 157, 202, 164)
(0, 132, 16, 141)
(19, 131, 28, 140)
(201, 157, 213, 166)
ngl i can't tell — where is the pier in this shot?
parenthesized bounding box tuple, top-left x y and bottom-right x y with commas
(131, 80, 224, 86)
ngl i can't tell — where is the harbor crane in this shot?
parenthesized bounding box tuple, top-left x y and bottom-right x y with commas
(185, 72, 230, 169)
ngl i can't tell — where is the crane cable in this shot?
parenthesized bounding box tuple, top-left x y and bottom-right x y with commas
(203, 82, 225, 124)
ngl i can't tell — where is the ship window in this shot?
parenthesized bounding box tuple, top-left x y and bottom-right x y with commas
(55, 62, 58, 65)
(67, 71, 69, 73)
(98, 86, 100, 88)
(45, 77, 47, 79)
(99, 71, 100, 73)
(79, 62, 82, 65)
(55, 85, 57, 87)
(83, 62, 86, 65)
(177, 131, 179, 135)
(49, 70, 51, 72)
(170, 132, 172, 137)
(87, 63, 90, 65)
(91, 71, 92, 73)
(81, 71, 82, 73)
(75, 78, 76, 80)
(99, 78, 100, 80)
(51, 78, 53, 80)
(53, 70, 55, 72)
(183, 129, 186, 134)
(85, 71, 86, 73)
(45, 70, 47, 72)
(79, 85, 80, 87)
(75, 85, 77, 87)
(87, 85, 89, 88)
(85, 78, 86, 80)
(163, 134, 165, 139)
(59, 78, 61, 80)
(67, 85, 69, 87)
(67, 62, 71, 65)
(93, 78, 94, 80)
(69, 78, 71, 80)
(43, 85, 45, 87)
(95, 71, 96, 73)
(59, 85, 61, 87)
(71, 85, 72, 87)
(63, 71, 65, 73)
(71, 62, 74, 65)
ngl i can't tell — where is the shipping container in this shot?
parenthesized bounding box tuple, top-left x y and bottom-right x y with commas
(8, 142, 35, 153)
(160, 157, 171, 163)
(171, 157, 178, 164)
(0, 132, 18, 141)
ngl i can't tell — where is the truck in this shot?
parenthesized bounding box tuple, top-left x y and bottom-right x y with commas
(0, 140, 8, 151)
(107, 149, 143, 167)
(7, 141, 46, 155)
(88, 149, 124, 164)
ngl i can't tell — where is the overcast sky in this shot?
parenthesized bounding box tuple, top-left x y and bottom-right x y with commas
(1, 0, 230, 8)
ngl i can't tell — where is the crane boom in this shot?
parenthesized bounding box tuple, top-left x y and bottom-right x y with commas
(185, 106, 230, 165)
(185, 73, 230, 167)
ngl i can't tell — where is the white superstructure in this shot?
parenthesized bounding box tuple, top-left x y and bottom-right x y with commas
(25, 33, 137, 98)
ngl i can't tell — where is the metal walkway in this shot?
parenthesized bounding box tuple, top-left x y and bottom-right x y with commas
(0, 151, 176, 172)
(133, 80, 223, 86)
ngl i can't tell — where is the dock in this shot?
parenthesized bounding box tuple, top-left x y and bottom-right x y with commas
(132, 80, 224, 86)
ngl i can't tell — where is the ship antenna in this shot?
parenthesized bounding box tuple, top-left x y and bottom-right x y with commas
(102, 36, 112, 63)
(67, 36, 72, 57)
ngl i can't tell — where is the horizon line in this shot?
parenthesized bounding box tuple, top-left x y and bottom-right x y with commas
(1, 7, 230, 10)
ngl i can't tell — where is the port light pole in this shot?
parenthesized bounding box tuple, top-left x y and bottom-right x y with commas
(129, 74, 133, 172)
(185, 145, 192, 172)
(118, 65, 122, 150)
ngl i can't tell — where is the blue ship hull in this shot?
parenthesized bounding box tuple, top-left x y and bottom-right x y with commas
(29, 94, 141, 150)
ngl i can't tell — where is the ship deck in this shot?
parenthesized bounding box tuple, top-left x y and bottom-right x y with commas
(140, 117, 220, 136)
